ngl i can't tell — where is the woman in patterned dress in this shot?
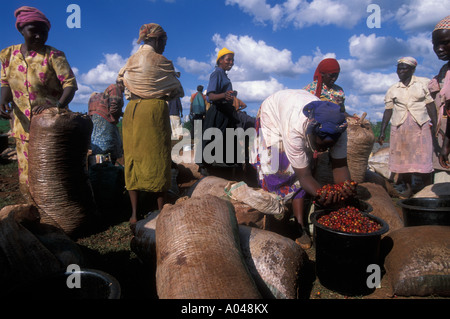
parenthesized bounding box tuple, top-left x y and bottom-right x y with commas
(429, 15, 450, 169)
(304, 58, 349, 117)
(0, 6, 78, 197)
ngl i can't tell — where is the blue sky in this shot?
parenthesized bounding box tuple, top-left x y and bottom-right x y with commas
(1, 0, 449, 122)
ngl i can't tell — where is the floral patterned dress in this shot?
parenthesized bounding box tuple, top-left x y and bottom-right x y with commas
(0, 44, 77, 190)
(304, 80, 346, 112)
(429, 63, 450, 131)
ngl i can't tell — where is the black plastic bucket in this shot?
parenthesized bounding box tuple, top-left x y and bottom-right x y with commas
(398, 197, 450, 227)
(8, 268, 121, 299)
(311, 210, 389, 296)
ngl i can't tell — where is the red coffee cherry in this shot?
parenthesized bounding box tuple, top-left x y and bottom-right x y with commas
(317, 206, 381, 234)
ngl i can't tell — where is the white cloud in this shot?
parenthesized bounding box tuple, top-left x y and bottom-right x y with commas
(211, 34, 336, 81)
(225, 0, 284, 29)
(394, 0, 450, 32)
(226, 0, 450, 32)
(348, 34, 410, 69)
(226, 0, 371, 30)
(348, 70, 397, 95)
(80, 53, 127, 90)
(233, 77, 287, 102)
(72, 82, 94, 104)
(177, 57, 211, 77)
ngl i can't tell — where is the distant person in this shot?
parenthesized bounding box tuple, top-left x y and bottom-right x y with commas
(378, 57, 438, 195)
(118, 23, 184, 225)
(304, 58, 350, 117)
(168, 97, 183, 140)
(232, 97, 255, 130)
(88, 80, 125, 164)
(0, 6, 77, 197)
(233, 96, 246, 112)
(429, 15, 450, 169)
(190, 85, 207, 121)
(202, 47, 239, 168)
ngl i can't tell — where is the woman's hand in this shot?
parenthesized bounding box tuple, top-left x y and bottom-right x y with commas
(0, 87, 14, 119)
(439, 143, 450, 169)
(377, 133, 385, 146)
(32, 105, 50, 115)
(0, 103, 12, 119)
(340, 180, 357, 198)
(224, 90, 236, 101)
(315, 180, 357, 206)
(316, 188, 340, 206)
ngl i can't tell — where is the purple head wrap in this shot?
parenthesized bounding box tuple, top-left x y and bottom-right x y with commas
(303, 101, 347, 141)
(15, 6, 51, 31)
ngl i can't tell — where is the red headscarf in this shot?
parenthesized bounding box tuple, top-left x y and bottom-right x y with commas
(15, 6, 51, 31)
(313, 58, 340, 98)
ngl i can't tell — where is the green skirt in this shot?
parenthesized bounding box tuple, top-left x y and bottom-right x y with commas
(122, 98, 171, 192)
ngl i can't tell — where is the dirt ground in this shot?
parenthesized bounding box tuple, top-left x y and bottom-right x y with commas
(0, 154, 448, 301)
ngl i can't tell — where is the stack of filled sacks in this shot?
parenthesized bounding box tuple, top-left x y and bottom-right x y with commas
(0, 204, 86, 296)
(357, 182, 450, 297)
(131, 194, 309, 299)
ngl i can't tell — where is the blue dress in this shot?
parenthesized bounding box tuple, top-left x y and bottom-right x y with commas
(202, 67, 238, 165)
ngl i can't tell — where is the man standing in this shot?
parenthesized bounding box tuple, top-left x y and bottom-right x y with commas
(190, 85, 207, 121)
(168, 97, 183, 140)
(189, 85, 207, 139)
(378, 57, 438, 195)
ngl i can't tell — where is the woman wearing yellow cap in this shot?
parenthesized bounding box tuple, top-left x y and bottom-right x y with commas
(201, 47, 239, 170)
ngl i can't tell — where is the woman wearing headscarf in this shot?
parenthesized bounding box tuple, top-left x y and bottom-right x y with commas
(118, 23, 184, 225)
(304, 58, 348, 116)
(201, 47, 239, 169)
(429, 15, 450, 169)
(379, 57, 437, 195)
(250, 89, 356, 249)
(0, 6, 78, 197)
(88, 79, 125, 164)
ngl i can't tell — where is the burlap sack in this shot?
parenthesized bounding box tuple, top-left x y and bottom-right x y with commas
(346, 114, 375, 183)
(383, 225, 450, 297)
(314, 114, 375, 185)
(130, 211, 160, 267)
(132, 211, 306, 299)
(413, 183, 450, 198)
(0, 204, 85, 296)
(357, 182, 404, 235)
(224, 181, 285, 216)
(28, 108, 96, 237)
(368, 146, 392, 180)
(239, 225, 308, 299)
(155, 195, 261, 299)
(188, 176, 266, 228)
(313, 151, 333, 187)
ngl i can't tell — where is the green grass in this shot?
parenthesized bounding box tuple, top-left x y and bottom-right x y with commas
(0, 119, 10, 134)
(371, 121, 390, 142)
(0, 161, 22, 207)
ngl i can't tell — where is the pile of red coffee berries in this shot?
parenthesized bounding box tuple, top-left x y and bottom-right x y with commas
(317, 206, 382, 234)
(315, 180, 358, 201)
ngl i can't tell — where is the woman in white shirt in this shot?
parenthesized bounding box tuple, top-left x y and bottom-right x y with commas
(378, 57, 438, 195)
(251, 89, 355, 248)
